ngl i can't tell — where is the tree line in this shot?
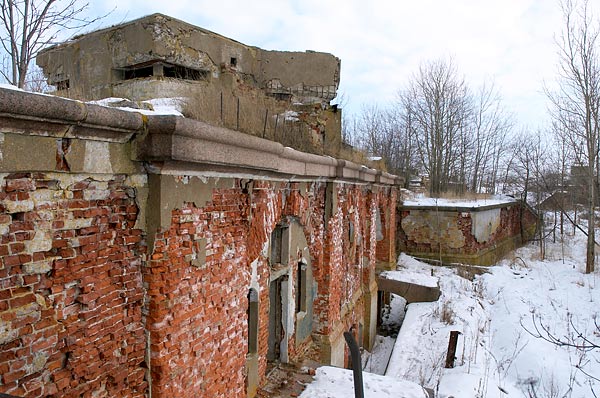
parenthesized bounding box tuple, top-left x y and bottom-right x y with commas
(345, 0, 599, 272)
(345, 59, 513, 197)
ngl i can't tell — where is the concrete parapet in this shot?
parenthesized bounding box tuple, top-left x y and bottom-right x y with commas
(377, 276, 441, 304)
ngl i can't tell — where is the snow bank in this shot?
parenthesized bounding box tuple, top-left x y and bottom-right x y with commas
(382, 233, 600, 398)
(299, 366, 429, 398)
(384, 253, 490, 394)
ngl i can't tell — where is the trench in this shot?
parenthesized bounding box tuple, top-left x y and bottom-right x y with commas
(361, 293, 407, 375)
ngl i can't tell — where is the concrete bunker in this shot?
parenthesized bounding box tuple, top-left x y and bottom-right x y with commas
(397, 199, 538, 266)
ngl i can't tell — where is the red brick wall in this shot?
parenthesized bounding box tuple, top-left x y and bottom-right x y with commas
(1, 173, 399, 398)
(145, 187, 251, 398)
(376, 188, 397, 266)
(312, 184, 385, 339)
(0, 173, 146, 397)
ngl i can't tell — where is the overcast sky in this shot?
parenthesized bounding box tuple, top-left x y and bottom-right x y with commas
(86, 0, 595, 129)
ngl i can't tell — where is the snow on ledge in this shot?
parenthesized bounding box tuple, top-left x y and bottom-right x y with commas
(87, 97, 184, 116)
(0, 83, 22, 91)
(299, 366, 429, 398)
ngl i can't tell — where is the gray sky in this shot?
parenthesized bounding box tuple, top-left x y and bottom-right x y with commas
(88, 0, 588, 128)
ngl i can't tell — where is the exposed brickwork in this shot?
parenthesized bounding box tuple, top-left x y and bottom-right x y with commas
(145, 187, 251, 398)
(1, 172, 398, 398)
(0, 85, 401, 398)
(376, 188, 398, 267)
(0, 173, 146, 397)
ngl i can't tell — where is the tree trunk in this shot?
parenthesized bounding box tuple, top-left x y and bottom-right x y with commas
(586, 171, 595, 273)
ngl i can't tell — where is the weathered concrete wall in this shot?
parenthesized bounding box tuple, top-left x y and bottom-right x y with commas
(37, 14, 340, 100)
(36, 14, 342, 157)
(397, 202, 537, 266)
(0, 87, 401, 398)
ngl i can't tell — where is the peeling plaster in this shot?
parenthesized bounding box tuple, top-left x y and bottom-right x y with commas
(280, 277, 295, 364)
(83, 141, 112, 174)
(472, 208, 501, 243)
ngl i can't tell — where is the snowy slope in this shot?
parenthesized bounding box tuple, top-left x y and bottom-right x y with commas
(385, 232, 600, 398)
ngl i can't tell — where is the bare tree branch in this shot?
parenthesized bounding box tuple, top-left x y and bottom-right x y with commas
(0, 0, 111, 88)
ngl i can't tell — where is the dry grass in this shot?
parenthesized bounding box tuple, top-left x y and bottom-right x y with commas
(437, 300, 456, 325)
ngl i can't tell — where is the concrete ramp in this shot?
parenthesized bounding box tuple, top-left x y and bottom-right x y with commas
(378, 272, 441, 303)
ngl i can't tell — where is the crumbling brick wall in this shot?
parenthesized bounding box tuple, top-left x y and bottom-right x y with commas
(0, 172, 146, 397)
(141, 178, 398, 396)
(0, 172, 398, 398)
(145, 188, 251, 397)
(0, 87, 401, 398)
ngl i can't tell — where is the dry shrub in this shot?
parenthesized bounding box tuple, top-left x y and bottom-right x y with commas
(437, 300, 456, 325)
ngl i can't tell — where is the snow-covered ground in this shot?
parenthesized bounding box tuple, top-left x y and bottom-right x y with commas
(300, 366, 430, 398)
(302, 227, 600, 397)
(390, 231, 600, 398)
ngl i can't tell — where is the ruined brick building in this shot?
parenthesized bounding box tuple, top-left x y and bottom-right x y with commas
(0, 14, 401, 398)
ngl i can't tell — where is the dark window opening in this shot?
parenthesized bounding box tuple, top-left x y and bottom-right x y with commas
(120, 61, 207, 81)
(230, 57, 237, 67)
(124, 66, 153, 80)
(55, 80, 70, 90)
(270, 92, 292, 101)
(296, 262, 307, 313)
(270, 224, 289, 265)
(163, 64, 207, 80)
(248, 288, 259, 354)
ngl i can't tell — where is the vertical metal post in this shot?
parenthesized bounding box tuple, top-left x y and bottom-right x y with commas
(220, 92, 223, 124)
(263, 109, 269, 138)
(274, 114, 279, 141)
(343, 331, 364, 398)
(236, 97, 240, 130)
(445, 330, 461, 368)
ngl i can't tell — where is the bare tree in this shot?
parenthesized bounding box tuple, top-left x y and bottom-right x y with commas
(401, 58, 472, 196)
(547, 0, 600, 273)
(0, 0, 105, 88)
(470, 82, 513, 193)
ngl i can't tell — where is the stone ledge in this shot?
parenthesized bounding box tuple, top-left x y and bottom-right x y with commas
(0, 88, 144, 142)
(0, 87, 403, 186)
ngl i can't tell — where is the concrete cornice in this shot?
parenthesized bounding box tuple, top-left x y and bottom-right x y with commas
(0, 87, 402, 186)
(0, 87, 144, 142)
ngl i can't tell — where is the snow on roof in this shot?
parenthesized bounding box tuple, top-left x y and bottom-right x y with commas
(299, 366, 429, 398)
(402, 195, 516, 208)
